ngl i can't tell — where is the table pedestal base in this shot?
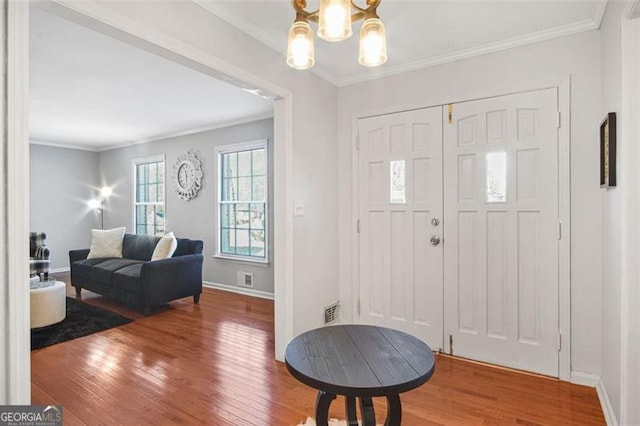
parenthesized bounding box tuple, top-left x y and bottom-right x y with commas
(314, 392, 402, 426)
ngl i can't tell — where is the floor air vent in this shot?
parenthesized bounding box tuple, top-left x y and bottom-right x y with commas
(324, 302, 339, 325)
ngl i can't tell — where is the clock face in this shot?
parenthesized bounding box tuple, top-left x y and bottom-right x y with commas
(177, 163, 191, 188)
(173, 152, 203, 200)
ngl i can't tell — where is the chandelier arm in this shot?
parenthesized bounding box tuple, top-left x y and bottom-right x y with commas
(350, 0, 367, 13)
(291, 0, 319, 22)
(350, 0, 381, 21)
(291, 0, 381, 24)
(351, 11, 366, 22)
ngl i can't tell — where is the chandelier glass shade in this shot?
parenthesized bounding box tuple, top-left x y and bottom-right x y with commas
(286, 0, 387, 70)
(286, 21, 315, 70)
(359, 17, 386, 67)
(318, 0, 352, 42)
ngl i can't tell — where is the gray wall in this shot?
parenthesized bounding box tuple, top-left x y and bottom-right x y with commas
(98, 118, 274, 294)
(29, 144, 99, 269)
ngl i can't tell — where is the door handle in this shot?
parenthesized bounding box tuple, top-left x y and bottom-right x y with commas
(430, 235, 441, 246)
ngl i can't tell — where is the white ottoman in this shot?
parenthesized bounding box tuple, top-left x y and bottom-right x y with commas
(30, 281, 66, 328)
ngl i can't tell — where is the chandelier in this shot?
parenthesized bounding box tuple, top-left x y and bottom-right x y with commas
(286, 0, 387, 70)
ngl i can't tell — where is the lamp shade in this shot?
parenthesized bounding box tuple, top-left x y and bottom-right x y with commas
(359, 17, 387, 67)
(318, 0, 352, 42)
(287, 21, 315, 70)
(87, 199, 101, 210)
(100, 186, 113, 197)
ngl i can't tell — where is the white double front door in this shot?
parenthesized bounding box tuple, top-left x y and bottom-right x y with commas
(357, 88, 560, 377)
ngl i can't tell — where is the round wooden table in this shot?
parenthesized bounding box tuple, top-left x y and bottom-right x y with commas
(285, 324, 435, 426)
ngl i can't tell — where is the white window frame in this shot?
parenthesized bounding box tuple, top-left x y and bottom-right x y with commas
(215, 139, 269, 264)
(132, 154, 166, 236)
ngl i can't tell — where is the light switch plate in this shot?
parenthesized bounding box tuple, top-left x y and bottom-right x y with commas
(294, 201, 304, 216)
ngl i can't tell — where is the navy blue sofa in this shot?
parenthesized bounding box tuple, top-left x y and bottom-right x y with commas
(69, 233, 203, 315)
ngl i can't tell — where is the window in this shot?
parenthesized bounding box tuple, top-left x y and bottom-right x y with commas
(390, 160, 406, 204)
(133, 156, 165, 236)
(216, 140, 268, 262)
(486, 152, 507, 203)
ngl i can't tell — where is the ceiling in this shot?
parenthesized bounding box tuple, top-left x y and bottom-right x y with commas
(29, 1, 607, 150)
(197, 0, 607, 86)
(29, 7, 274, 151)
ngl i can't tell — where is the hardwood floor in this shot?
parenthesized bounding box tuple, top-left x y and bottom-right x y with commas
(32, 273, 605, 425)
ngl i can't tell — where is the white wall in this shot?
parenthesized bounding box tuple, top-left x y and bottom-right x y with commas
(621, 15, 640, 423)
(337, 30, 603, 375)
(98, 119, 275, 294)
(600, 2, 640, 424)
(50, 0, 340, 338)
(599, 1, 629, 421)
(29, 144, 99, 269)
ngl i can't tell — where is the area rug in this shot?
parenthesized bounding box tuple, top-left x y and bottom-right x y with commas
(31, 297, 133, 350)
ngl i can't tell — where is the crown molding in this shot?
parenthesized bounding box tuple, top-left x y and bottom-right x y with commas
(193, 0, 340, 86)
(30, 138, 100, 152)
(594, 0, 608, 28)
(30, 112, 273, 153)
(627, 0, 640, 19)
(336, 15, 605, 86)
(98, 111, 274, 152)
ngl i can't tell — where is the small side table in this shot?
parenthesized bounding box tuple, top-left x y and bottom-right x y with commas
(30, 281, 66, 328)
(285, 324, 435, 426)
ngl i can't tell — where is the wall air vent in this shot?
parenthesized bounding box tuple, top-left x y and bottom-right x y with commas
(324, 302, 339, 325)
(237, 271, 254, 288)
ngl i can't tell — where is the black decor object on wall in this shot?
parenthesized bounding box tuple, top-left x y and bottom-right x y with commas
(600, 112, 617, 188)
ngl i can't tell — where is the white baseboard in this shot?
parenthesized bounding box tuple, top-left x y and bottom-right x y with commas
(571, 371, 618, 426)
(596, 380, 618, 426)
(202, 281, 274, 300)
(49, 266, 70, 274)
(571, 371, 600, 387)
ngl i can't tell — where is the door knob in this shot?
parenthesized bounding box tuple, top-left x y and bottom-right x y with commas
(430, 235, 441, 246)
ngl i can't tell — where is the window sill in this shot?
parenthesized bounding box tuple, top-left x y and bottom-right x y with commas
(212, 254, 271, 267)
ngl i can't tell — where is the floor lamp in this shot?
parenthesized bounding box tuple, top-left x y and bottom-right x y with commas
(88, 186, 112, 229)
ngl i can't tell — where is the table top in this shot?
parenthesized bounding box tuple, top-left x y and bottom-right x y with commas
(285, 324, 435, 397)
(30, 280, 64, 290)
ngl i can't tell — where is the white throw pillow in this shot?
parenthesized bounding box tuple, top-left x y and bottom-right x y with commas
(87, 227, 126, 259)
(151, 232, 178, 261)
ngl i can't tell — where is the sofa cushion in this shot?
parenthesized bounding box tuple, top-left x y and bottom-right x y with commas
(151, 232, 177, 261)
(87, 227, 126, 259)
(112, 263, 144, 292)
(72, 258, 118, 280)
(122, 234, 160, 261)
(90, 259, 143, 283)
(174, 239, 204, 256)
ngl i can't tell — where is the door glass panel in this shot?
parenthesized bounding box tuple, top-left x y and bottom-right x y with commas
(486, 152, 507, 203)
(390, 160, 406, 204)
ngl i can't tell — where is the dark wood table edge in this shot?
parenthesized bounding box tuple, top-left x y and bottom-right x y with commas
(284, 360, 436, 398)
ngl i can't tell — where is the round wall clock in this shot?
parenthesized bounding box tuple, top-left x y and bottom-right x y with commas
(172, 151, 203, 200)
